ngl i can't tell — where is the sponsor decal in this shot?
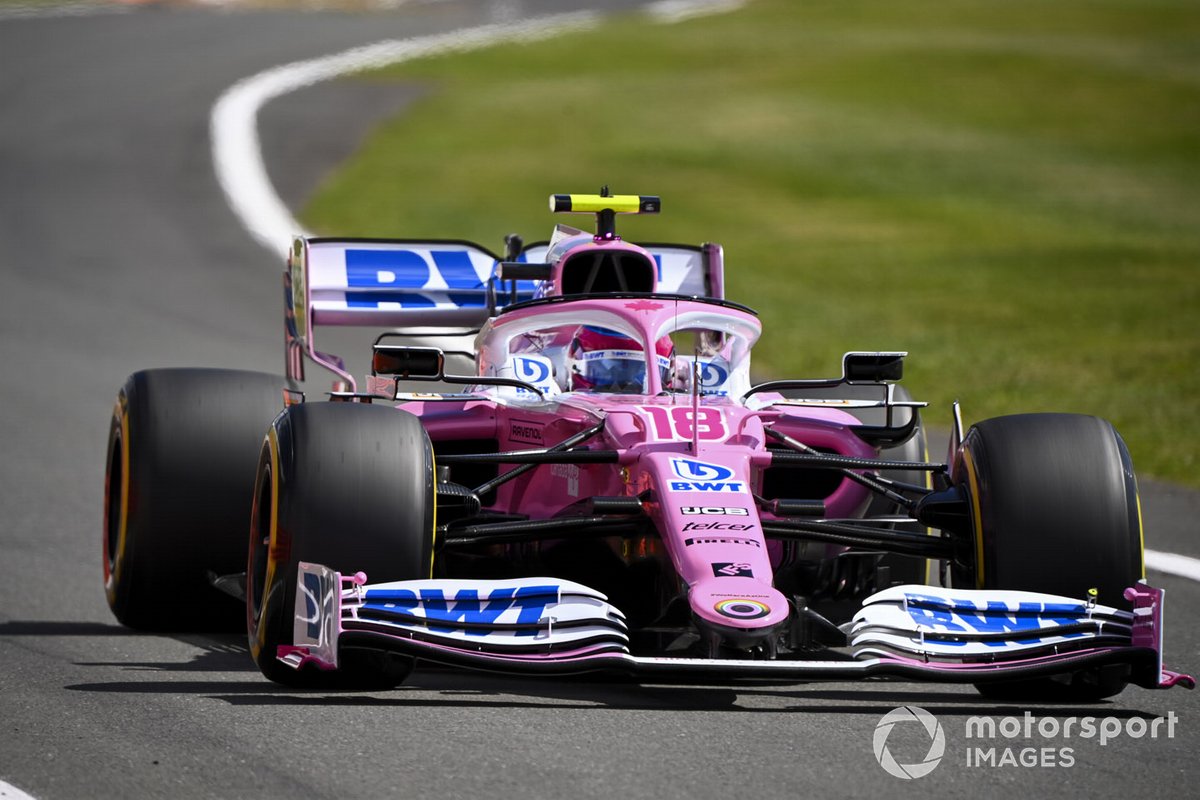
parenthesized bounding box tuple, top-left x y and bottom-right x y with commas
(902, 593, 1089, 648)
(508, 419, 544, 445)
(511, 356, 555, 397)
(580, 348, 642, 362)
(666, 457, 745, 493)
(713, 598, 771, 620)
(550, 463, 580, 497)
(684, 536, 761, 547)
(364, 585, 558, 637)
(683, 521, 754, 532)
(681, 506, 750, 516)
(712, 562, 754, 578)
(698, 360, 730, 395)
(512, 356, 551, 384)
(643, 406, 728, 442)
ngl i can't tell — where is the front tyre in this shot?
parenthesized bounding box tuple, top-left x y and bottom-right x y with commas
(247, 402, 436, 689)
(954, 413, 1144, 700)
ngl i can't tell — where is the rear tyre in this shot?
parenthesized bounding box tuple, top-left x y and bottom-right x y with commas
(103, 369, 288, 630)
(954, 413, 1144, 700)
(247, 402, 435, 690)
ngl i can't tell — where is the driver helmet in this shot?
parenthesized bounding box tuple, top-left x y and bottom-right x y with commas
(568, 326, 673, 393)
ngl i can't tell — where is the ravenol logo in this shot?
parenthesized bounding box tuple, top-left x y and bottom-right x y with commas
(668, 458, 745, 493)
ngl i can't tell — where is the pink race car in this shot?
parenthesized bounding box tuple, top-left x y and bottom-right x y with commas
(103, 191, 1192, 699)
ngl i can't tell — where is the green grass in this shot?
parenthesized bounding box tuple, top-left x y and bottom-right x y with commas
(303, 0, 1200, 486)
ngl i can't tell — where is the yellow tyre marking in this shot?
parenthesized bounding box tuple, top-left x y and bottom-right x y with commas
(106, 397, 131, 601)
(1135, 483, 1146, 580)
(251, 428, 282, 662)
(962, 447, 985, 588)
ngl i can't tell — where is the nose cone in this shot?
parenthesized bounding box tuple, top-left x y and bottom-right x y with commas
(689, 576, 791, 647)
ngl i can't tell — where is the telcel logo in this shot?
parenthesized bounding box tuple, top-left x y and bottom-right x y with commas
(668, 458, 745, 494)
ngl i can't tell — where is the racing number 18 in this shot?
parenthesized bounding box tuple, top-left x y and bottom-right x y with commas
(642, 406, 727, 441)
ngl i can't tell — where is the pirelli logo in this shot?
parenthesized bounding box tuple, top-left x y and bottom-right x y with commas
(684, 536, 761, 548)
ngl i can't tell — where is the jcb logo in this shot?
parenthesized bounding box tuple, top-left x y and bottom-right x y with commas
(681, 507, 750, 516)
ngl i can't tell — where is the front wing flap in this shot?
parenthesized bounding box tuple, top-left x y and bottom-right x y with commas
(280, 563, 1193, 690)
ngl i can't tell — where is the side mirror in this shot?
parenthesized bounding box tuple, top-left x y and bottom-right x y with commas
(372, 346, 445, 379)
(843, 351, 906, 383)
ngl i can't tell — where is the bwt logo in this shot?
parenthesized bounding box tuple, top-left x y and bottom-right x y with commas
(667, 458, 745, 493)
(514, 356, 551, 384)
(903, 593, 1088, 647)
(698, 361, 729, 393)
(363, 585, 557, 637)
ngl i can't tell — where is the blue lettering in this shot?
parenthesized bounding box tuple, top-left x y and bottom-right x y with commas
(346, 249, 430, 293)
(509, 585, 558, 635)
(950, 600, 1044, 646)
(431, 251, 485, 290)
(906, 604, 968, 643)
(671, 481, 745, 492)
(361, 585, 558, 637)
(418, 588, 515, 634)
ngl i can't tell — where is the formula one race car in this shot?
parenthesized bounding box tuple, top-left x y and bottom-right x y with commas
(103, 191, 1192, 699)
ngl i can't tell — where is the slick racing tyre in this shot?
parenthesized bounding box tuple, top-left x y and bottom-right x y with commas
(104, 369, 289, 630)
(247, 402, 436, 690)
(954, 413, 1144, 700)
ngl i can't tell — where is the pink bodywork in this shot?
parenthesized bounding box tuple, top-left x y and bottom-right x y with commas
(399, 294, 874, 645)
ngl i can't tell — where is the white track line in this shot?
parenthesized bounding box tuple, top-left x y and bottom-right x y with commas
(647, 0, 744, 23)
(1146, 549, 1200, 583)
(209, 4, 1200, 586)
(0, 779, 38, 800)
(211, 11, 599, 255)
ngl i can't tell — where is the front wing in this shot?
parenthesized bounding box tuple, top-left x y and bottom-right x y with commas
(279, 563, 1194, 690)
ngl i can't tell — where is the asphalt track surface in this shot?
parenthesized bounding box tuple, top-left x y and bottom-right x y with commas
(1, 3, 1197, 798)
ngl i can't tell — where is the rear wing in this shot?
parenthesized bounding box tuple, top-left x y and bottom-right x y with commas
(286, 237, 506, 386)
(285, 236, 726, 388)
